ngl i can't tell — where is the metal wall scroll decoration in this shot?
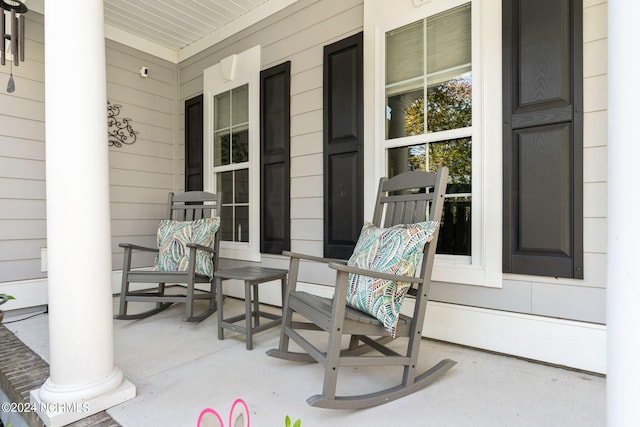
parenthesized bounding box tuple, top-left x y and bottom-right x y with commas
(107, 100, 138, 147)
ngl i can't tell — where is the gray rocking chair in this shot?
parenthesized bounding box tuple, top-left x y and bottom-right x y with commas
(115, 191, 222, 322)
(267, 168, 455, 409)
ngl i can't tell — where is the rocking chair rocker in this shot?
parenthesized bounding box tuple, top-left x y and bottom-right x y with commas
(267, 168, 455, 409)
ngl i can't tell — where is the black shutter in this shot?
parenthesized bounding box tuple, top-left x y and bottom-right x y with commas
(503, 0, 583, 278)
(185, 94, 204, 191)
(323, 32, 364, 260)
(260, 62, 291, 254)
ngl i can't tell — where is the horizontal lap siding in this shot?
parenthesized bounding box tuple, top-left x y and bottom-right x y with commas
(581, 112, 606, 331)
(0, 13, 46, 282)
(177, 0, 363, 261)
(0, 13, 178, 282)
(106, 40, 178, 269)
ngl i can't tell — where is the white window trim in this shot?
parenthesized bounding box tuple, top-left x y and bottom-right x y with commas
(364, 0, 502, 287)
(203, 45, 262, 262)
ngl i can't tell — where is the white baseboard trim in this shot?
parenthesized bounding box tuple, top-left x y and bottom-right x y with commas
(422, 301, 606, 375)
(0, 271, 151, 311)
(2, 277, 607, 374)
(0, 278, 48, 311)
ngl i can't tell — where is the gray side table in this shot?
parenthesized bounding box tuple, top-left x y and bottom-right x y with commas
(215, 266, 288, 350)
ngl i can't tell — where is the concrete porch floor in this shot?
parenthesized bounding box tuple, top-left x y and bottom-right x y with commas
(2, 297, 605, 427)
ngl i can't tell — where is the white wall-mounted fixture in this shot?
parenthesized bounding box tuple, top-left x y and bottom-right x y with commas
(40, 247, 48, 272)
(413, 0, 433, 7)
(220, 54, 237, 81)
(139, 66, 149, 78)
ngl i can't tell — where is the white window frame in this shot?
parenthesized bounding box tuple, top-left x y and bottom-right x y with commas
(364, 0, 502, 287)
(203, 45, 261, 262)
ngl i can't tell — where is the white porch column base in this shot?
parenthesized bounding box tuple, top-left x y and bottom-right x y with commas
(30, 376, 135, 427)
(36, 366, 125, 405)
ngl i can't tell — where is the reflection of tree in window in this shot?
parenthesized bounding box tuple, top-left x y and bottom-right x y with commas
(404, 77, 472, 135)
(401, 77, 472, 256)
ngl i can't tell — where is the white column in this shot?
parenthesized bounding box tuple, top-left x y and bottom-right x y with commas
(31, 1, 135, 425)
(607, 1, 640, 426)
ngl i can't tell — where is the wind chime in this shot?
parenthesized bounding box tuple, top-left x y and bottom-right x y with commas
(1, 0, 28, 93)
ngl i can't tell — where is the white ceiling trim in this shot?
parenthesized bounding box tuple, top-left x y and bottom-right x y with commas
(104, 24, 179, 63)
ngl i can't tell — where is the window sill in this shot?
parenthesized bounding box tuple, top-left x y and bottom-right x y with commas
(433, 258, 502, 288)
(220, 244, 261, 263)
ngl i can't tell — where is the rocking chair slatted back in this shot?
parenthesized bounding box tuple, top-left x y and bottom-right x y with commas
(168, 191, 219, 221)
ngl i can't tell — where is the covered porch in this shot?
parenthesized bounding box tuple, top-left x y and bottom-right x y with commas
(0, 0, 637, 425)
(2, 297, 605, 426)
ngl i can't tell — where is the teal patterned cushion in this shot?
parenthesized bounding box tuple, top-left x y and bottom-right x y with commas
(153, 217, 220, 278)
(345, 221, 439, 337)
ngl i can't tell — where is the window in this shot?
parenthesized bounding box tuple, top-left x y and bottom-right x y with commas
(203, 46, 261, 261)
(213, 85, 250, 243)
(385, 3, 472, 256)
(365, 0, 503, 287)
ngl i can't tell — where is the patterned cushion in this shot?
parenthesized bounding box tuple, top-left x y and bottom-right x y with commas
(345, 221, 439, 337)
(153, 217, 220, 278)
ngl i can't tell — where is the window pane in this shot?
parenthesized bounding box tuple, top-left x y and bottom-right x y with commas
(235, 168, 249, 204)
(426, 4, 471, 79)
(214, 91, 230, 129)
(427, 74, 472, 132)
(387, 137, 471, 255)
(387, 88, 424, 139)
(214, 131, 230, 166)
(438, 196, 471, 255)
(232, 127, 249, 163)
(429, 138, 472, 192)
(232, 85, 249, 124)
(386, 20, 423, 85)
(217, 170, 233, 198)
(236, 206, 249, 242)
(220, 205, 234, 242)
(216, 170, 250, 242)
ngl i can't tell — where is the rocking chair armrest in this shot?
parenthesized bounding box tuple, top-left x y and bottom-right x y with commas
(283, 250, 348, 265)
(118, 243, 159, 253)
(328, 262, 425, 285)
(185, 243, 216, 253)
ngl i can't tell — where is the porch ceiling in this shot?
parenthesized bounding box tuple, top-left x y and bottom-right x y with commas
(102, 0, 300, 62)
(29, 0, 300, 63)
